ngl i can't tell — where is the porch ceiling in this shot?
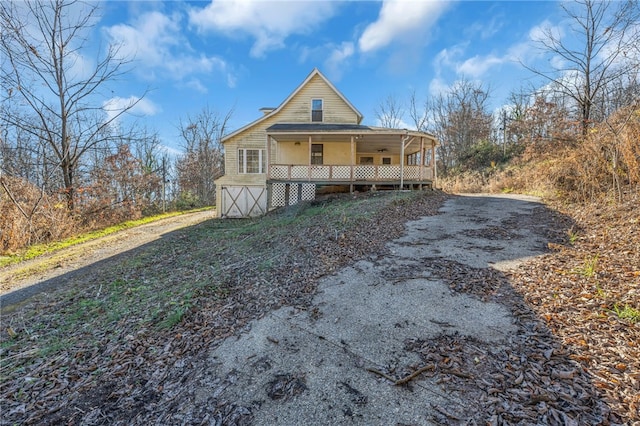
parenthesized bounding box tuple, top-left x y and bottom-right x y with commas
(266, 123, 435, 155)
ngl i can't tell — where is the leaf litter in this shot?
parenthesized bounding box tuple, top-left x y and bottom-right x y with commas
(1, 189, 638, 424)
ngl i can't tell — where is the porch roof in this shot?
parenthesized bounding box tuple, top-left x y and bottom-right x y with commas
(265, 123, 436, 154)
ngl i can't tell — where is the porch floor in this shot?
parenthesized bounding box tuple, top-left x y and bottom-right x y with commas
(267, 179, 433, 187)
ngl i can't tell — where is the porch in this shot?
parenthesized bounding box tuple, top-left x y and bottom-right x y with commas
(265, 123, 437, 188)
(268, 164, 434, 185)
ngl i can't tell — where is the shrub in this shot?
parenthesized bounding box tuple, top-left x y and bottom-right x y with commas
(0, 177, 76, 253)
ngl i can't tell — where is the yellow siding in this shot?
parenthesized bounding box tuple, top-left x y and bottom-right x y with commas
(222, 73, 359, 179)
(216, 174, 265, 186)
(276, 74, 359, 124)
(223, 128, 269, 177)
(277, 141, 353, 165)
(355, 154, 401, 165)
(277, 142, 308, 164)
(323, 142, 352, 164)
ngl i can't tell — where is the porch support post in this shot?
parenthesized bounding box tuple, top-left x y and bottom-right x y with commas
(267, 183, 272, 210)
(420, 137, 425, 179)
(266, 135, 271, 179)
(266, 134, 272, 209)
(400, 134, 405, 190)
(350, 135, 355, 192)
(432, 142, 437, 188)
(308, 135, 312, 181)
(419, 136, 424, 189)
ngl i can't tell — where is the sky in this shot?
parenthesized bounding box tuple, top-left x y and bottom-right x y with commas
(85, 0, 574, 153)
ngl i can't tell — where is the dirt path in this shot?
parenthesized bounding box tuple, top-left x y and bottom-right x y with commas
(0, 210, 215, 306)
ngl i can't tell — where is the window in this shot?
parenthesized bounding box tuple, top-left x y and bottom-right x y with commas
(424, 150, 433, 166)
(311, 99, 323, 122)
(311, 144, 323, 165)
(382, 157, 391, 165)
(238, 149, 265, 173)
(359, 157, 374, 164)
(407, 152, 421, 165)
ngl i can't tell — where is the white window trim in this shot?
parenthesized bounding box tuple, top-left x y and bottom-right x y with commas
(238, 148, 265, 174)
(311, 98, 324, 122)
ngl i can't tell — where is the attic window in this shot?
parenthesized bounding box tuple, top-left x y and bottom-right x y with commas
(311, 99, 323, 122)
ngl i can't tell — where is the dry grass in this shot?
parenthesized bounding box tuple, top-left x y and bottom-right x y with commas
(441, 106, 640, 203)
(0, 177, 76, 254)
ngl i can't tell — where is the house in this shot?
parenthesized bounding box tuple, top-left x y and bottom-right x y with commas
(214, 68, 437, 218)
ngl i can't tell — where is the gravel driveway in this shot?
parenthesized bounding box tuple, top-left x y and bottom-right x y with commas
(1, 195, 609, 424)
(158, 194, 605, 425)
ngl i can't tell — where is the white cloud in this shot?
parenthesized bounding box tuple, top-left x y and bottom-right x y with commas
(324, 42, 355, 80)
(358, 0, 450, 53)
(465, 16, 503, 40)
(504, 41, 534, 65)
(528, 20, 564, 45)
(432, 37, 532, 82)
(188, 0, 338, 58)
(105, 11, 179, 66)
(428, 77, 451, 97)
(66, 50, 94, 81)
(433, 44, 466, 74)
(159, 144, 184, 158)
(103, 96, 160, 124)
(184, 78, 208, 94)
(104, 11, 236, 86)
(456, 54, 504, 78)
(550, 54, 567, 70)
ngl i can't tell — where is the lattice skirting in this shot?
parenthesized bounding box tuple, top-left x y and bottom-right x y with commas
(271, 183, 316, 207)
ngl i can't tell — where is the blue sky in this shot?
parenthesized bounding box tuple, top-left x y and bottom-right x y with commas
(93, 1, 569, 153)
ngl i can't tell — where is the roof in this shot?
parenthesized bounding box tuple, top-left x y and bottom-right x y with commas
(222, 68, 364, 143)
(267, 123, 373, 133)
(265, 123, 437, 154)
(266, 123, 435, 139)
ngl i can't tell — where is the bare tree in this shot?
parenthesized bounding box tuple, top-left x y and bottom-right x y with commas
(176, 106, 232, 207)
(0, 0, 144, 211)
(504, 87, 535, 148)
(424, 79, 493, 174)
(408, 89, 428, 132)
(375, 94, 405, 128)
(424, 92, 454, 174)
(406, 78, 495, 175)
(447, 79, 493, 157)
(527, 0, 640, 135)
(134, 129, 168, 210)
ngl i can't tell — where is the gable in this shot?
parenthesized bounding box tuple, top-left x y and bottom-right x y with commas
(276, 73, 360, 124)
(222, 68, 362, 143)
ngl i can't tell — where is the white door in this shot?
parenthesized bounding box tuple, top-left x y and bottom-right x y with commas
(221, 186, 267, 218)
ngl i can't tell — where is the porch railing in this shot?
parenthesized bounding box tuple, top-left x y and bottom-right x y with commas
(269, 164, 433, 182)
